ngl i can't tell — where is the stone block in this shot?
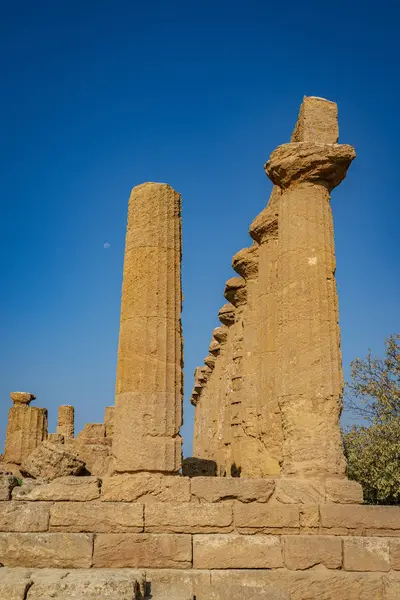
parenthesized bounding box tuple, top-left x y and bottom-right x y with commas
(0, 502, 50, 532)
(235, 503, 299, 532)
(384, 575, 400, 600)
(0, 476, 18, 501)
(50, 502, 143, 532)
(195, 583, 290, 600)
(325, 479, 363, 504)
(283, 535, 342, 570)
(211, 570, 384, 600)
(343, 537, 390, 572)
(0, 581, 31, 600)
(191, 477, 275, 503)
(145, 502, 232, 533)
(321, 505, 400, 532)
(274, 478, 325, 504)
(12, 476, 100, 501)
(101, 473, 190, 503)
(77, 423, 106, 444)
(299, 504, 320, 529)
(0, 533, 93, 567)
(21, 441, 85, 480)
(145, 569, 212, 600)
(291, 96, 339, 144)
(26, 569, 143, 599)
(193, 534, 283, 569)
(93, 533, 191, 568)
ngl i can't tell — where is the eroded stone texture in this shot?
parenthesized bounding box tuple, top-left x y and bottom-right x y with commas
(190, 477, 275, 503)
(10, 392, 36, 406)
(265, 98, 355, 477)
(20, 441, 85, 480)
(56, 405, 74, 439)
(4, 404, 48, 465)
(0, 533, 93, 568)
(104, 406, 115, 438)
(13, 476, 100, 502)
(193, 321, 232, 474)
(291, 96, 339, 144)
(0, 475, 18, 500)
(193, 534, 283, 569)
(249, 186, 282, 474)
(26, 570, 143, 600)
(101, 473, 190, 503)
(93, 534, 192, 568)
(113, 182, 183, 473)
(50, 502, 143, 532)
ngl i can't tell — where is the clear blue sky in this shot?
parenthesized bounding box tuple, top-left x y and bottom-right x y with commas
(1, 1, 399, 457)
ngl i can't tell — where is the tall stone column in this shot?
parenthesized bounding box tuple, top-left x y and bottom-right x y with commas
(113, 182, 183, 473)
(223, 277, 247, 476)
(4, 393, 48, 465)
(56, 405, 74, 439)
(249, 187, 282, 474)
(266, 141, 355, 476)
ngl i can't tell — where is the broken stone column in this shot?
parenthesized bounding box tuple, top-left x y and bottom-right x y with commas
(56, 405, 75, 439)
(4, 393, 48, 465)
(265, 99, 355, 476)
(249, 186, 282, 474)
(113, 182, 183, 473)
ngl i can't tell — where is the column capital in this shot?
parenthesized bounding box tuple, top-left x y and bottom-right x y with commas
(249, 187, 280, 244)
(212, 325, 228, 345)
(204, 354, 216, 370)
(218, 303, 236, 326)
(232, 245, 259, 280)
(224, 277, 247, 307)
(265, 142, 355, 191)
(10, 392, 36, 406)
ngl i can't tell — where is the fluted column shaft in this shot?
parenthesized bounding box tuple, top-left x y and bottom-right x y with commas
(113, 182, 183, 473)
(266, 142, 355, 476)
(249, 187, 282, 474)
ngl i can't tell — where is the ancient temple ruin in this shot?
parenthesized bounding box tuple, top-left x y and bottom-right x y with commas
(1, 97, 399, 600)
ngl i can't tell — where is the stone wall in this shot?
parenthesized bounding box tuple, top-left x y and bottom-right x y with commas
(1, 474, 400, 598)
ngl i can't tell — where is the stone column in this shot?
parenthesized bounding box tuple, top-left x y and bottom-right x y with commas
(4, 393, 48, 465)
(231, 244, 281, 476)
(56, 405, 74, 439)
(113, 182, 183, 473)
(249, 186, 282, 474)
(222, 277, 247, 477)
(192, 324, 229, 474)
(266, 141, 355, 476)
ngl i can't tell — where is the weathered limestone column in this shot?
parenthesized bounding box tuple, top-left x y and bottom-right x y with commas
(192, 324, 230, 474)
(231, 244, 281, 476)
(4, 393, 48, 464)
(266, 140, 355, 476)
(249, 186, 282, 474)
(113, 182, 183, 473)
(223, 277, 247, 476)
(56, 405, 74, 439)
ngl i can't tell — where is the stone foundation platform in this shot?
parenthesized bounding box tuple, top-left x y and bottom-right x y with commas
(1, 474, 400, 598)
